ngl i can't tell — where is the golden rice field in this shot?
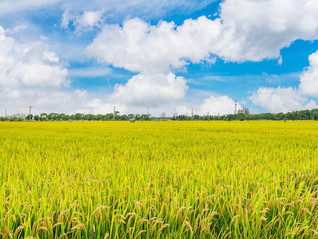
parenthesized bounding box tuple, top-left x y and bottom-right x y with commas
(1, 121, 318, 238)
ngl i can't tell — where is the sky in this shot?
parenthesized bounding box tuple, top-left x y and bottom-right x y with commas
(1, 0, 318, 116)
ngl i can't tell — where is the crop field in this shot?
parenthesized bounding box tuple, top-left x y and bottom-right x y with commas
(1, 121, 318, 238)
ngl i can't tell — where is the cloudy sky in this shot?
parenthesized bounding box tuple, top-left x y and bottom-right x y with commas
(1, 0, 318, 116)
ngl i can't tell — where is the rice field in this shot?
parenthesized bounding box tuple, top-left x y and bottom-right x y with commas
(1, 121, 318, 238)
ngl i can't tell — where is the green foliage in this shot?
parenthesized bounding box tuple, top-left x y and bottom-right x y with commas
(3, 108, 318, 122)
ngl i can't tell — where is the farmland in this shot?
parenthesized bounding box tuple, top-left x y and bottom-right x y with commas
(1, 121, 318, 238)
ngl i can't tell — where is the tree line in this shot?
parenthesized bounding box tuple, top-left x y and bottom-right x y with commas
(1, 108, 318, 121)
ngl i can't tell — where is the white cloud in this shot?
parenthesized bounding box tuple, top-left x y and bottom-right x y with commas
(87, 17, 220, 105)
(60, 0, 215, 21)
(1, 88, 21, 100)
(87, 0, 318, 107)
(0, 0, 62, 15)
(251, 49, 318, 113)
(5, 25, 28, 35)
(0, 87, 125, 116)
(84, 99, 126, 115)
(61, 9, 72, 29)
(199, 95, 241, 115)
(250, 87, 317, 113)
(0, 25, 89, 116)
(87, 17, 220, 73)
(4, 0, 318, 113)
(0, 88, 82, 115)
(62, 10, 104, 31)
(69, 67, 111, 77)
(217, 0, 318, 62)
(75, 11, 104, 30)
(110, 73, 188, 106)
(299, 50, 318, 97)
(0, 26, 69, 88)
(88, 0, 318, 68)
(175, 105, 192, 116)
(175, 95, 241, 116)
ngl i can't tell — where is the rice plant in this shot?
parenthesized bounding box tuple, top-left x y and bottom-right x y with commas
(1, 121, 318, 238)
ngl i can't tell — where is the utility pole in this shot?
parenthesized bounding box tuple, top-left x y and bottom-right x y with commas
(191, 109, 194, 120)
(234, 100, 238, 114)
(113, 106, 116, 121)
(28, 106, 33, 121)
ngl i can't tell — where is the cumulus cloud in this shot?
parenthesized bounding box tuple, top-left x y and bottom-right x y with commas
(217, 0, 318, 62)
(175, 95, 241, 116)
(250, 87, 317, 113)
(62, 10, 104, 31)
(0, 86, 127, 116)
(76, 11, 104, 29)
(87, 17, 221, 73)
(86, 0, 318, 107)
(175, 105, 192, 116)
(110, 73, 188, 106)
(88, 0, 318, 66)
(84, 99, 126, 115)
(299, 50, 318, 97)
(0, 26, 69, 88)
(251, 49, 318, 113)
(199, 95, 241, 115)
(0, 25, 88, 115)
(5, 0, 318, 113)
(87, 17, 218, 105)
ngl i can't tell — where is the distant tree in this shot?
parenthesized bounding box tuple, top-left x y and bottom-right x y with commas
(238, 108, 250, 115)
(34, 115, 40, 121)
(141, 114, 150, 121)
(275, 113, 285, 121)
(49, 113, 59, 121)
(120, 114, 128, 121)
(58, 113, 67, 121)
(105, 113, 114, 121)
(25, 114, 33, 120)
(40, 113, 47, 121)
(193, 114, 200, 120)
(313, 109, 318, 121)
(74, 113, 84, 121)
(96, 114, 103, 121)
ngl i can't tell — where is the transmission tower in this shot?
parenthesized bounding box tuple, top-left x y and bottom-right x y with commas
(28, 106, 33, 121)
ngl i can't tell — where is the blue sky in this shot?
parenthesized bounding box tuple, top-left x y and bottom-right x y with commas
(1, 0, 318, 116)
